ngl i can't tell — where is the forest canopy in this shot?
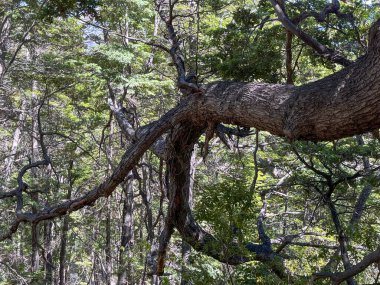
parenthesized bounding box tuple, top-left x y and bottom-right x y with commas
(1, 0, 380, 284)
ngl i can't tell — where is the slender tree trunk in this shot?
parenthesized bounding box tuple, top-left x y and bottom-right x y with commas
(141, 157, 154, 242)
(30, 76, 40, 278)
(44, 221, 54, 285)
(117, 178, 134, 285)
(138, 189, 146, 285)
(0, 14, 11, 82)
(31, 224, 40, 274)
(285, 31, 294, 84)
(277, 0, 294, 85)
(59, 161, 73, 285)
(59, 216, 69, 285)
(105, 201, 112, 285)
(180, 145, 197, 285)
(140, 156, 156, 284)
(91, 220, 101, 285)
(4, 98, 27, 180)
(327, 198, 356, 285)
(105, 121, 114, 285)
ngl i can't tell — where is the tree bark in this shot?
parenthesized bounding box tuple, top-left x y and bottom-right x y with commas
(31, 224, 40, 274)
(30, 77, 40, 279)
(201, 51, 380, 141)
(105, 120, 114, 285)
(285, 31, 294, 84)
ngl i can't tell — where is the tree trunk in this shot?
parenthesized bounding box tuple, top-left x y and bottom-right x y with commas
(285, 31, 294, 84)
(31, 224, 40, 274)
(30, 77, 40, 279)
(160, 122, 290, 280)
(117, 178, 135, 285)
(59, 215, 69, 285)
(0, 13, 11, 82)
(91, 220, 101, 285)
(59, 161, 73, 285)
(105, 201, 112, 285)
(4, 98, 27, 180)
(44, 220, 54, 285)
(327, 199, 356, 285)
(105, 121, 114, 285)
(180, 144, 197, 285)
(141, 158, 154, 242)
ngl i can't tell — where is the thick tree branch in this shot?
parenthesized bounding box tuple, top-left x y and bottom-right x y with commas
(201, 28, 380, 140)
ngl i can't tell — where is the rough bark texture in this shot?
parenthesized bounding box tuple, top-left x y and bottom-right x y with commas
(200, 51, 380, 141)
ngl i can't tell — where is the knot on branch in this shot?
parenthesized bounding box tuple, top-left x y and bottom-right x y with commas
(178, 79, 204, 96)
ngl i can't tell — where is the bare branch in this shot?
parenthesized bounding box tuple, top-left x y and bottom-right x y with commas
(293, 1, 354, 24)
(314, 246, 380, 285)
(156, 0, 202, 94)
(269, 0, 353, 66)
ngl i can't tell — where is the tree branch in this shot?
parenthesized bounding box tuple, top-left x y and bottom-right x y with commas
(269, 0, 353, 67)
(314, 246, 380, 285)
